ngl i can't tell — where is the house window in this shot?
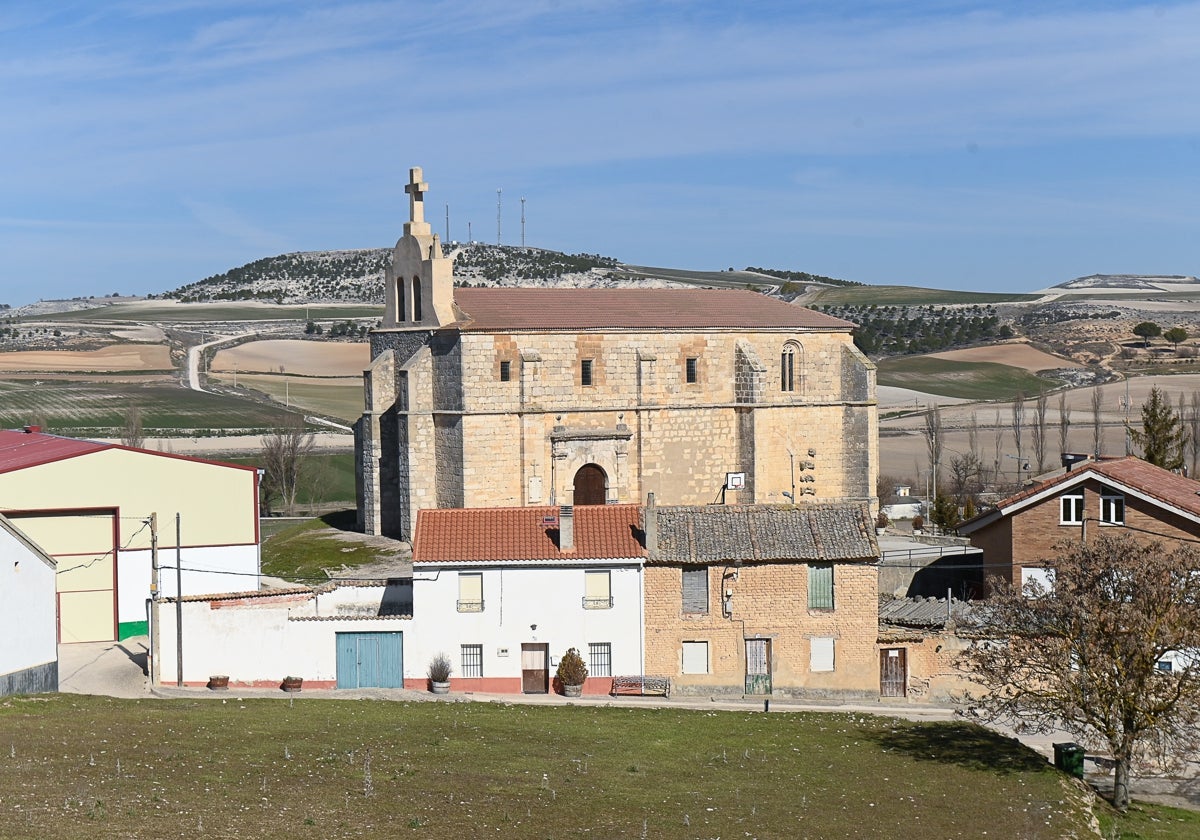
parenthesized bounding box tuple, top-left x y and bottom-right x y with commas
(682, 641, 709, 674)
(682, 567, 708, 614)
(460, 644, 483, 677)
(685, 357, 698, 384)
(808, 563, 834, 610)
(1060, 494, 1083, 525)
(1158, 660, 1174, 673)
(810, 637, 835, 672)
(1021, 566, 1056, 596)
(1101, 491, 1125, 525)
(781, 346, 795, 392)
(583, 570, 612, 609)
(457, 572, 483, 612)
(588, 642, 612, 677)
(499, 360, 511, 382)
(580, 359, 593, 386)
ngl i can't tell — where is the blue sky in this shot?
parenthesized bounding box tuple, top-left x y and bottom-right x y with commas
(3, 1, 1199, 304)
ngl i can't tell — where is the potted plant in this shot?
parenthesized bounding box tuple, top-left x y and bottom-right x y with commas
(428, 652, 452, 694)
(207, 675, 230, 691)
(875, 511, 889, 535)
(912, 513, 925, 534)
(556, 647, 588, 697)
(281, 675, 303, 692)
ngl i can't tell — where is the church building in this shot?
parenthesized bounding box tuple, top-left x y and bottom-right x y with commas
(355, 168, 878, 538)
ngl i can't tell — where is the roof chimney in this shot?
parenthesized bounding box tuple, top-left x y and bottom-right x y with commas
(644, 492, 657, 560)
(1061, 452, 1088, 471)
(559, 505, 574, 552)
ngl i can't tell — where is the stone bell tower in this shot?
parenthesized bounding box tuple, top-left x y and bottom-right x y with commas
(381, 166, 455, 329)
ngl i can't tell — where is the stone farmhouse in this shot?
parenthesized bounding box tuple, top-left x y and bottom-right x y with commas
(0, 426, 261, 643)
(355, 167, 878, 539)
(958, 455, 1200, 591)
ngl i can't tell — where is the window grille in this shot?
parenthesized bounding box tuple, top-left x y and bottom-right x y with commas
(588, 642, 612, 677)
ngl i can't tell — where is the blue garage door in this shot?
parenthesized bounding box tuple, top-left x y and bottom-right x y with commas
(336, 631, 404, 689)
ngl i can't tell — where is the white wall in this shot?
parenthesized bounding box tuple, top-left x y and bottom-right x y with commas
(0, 522, 57, 677)
(403, 562, 644, 681)
(119, 545, 260, 627)
(156, 585, 406, 685)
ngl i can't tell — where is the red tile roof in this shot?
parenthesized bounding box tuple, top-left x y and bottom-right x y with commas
(450, 288, 853, 331)
(0, 429, 109, 474)
(413, 505, 645, 563)
(960, 456, 1200, 532)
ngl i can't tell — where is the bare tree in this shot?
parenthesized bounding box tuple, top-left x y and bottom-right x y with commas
(1030, 391, 1048, 473)
(1057, 391, 1072, 457)
(1090, 386, 1105, 457)
(948, 451, 983, 508)
(961, 534, 1200, 811)
(260, 420, 315, 515)
(1010, 393, 1026, 480)
(121, 404, 145, 449)
(922, 404, 943, 502)
(991, 409, 1004, 488)
(1191, 392, 1200, 478)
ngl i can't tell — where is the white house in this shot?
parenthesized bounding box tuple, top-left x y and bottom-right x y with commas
(0, 513, 58, 695)
(408, 504, 645, 694)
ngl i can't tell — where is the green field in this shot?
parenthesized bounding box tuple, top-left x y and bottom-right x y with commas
(877, 356, 1055, 400)
(260, 511, 400, 582)
(806, 285, 1037, 306)
(214, 374, 363, 422)
(40, 303, 382, 323)
(0, 695, 1106, 839)
(222, 454, 357, 509)
(0, 380, 304, 435)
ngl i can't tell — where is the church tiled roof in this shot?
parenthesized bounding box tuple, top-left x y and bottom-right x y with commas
(647, 503, 877, 565)
(413, 504, 645, 563)
(450, 288, 854, 331)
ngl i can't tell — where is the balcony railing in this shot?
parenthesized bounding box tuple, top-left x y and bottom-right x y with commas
(582, 596, 613, 610)
(456, 599, 484, 613)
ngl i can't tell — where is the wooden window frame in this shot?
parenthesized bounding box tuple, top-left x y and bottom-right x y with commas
(682, 566, 709, 614)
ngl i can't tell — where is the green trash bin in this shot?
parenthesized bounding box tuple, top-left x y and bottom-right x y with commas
(1053, 742, 1085, 779)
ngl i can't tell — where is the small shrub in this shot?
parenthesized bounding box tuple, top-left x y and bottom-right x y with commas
(875, 511, 889, 529)
(556, 647, 588, 686)
(912, 514, 924, 531)
(427, 653, 452, 683)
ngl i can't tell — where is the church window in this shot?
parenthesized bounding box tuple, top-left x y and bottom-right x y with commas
(580, 359, 594, 386)
(500, 360, 511, 382)
(781, 347, 795, 391)
(685, 357, 698, 384)
(395, 278, 405, 323)
(412, 276, 422, 321)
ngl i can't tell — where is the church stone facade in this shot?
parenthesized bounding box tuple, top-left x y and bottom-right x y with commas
(355, 168, 879, 538)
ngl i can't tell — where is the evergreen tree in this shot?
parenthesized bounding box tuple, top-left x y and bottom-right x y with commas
(1129, 386, 1188, 469)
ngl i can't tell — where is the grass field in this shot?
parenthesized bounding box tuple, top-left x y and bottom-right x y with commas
(222, 454, 357, 508)
(213, 373, 363, 422)
(260, 511, 400, 582)
(877, 356, 1055, 400)
(0, 695, 1104, 839)
(805, 285, 1037, 306)
(41, 303, 382, 323)
(0, 380, 303, 435)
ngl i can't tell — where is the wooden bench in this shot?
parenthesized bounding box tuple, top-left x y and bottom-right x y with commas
(610, 675, 671, 697)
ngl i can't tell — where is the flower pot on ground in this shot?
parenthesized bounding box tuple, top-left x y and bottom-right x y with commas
(427, 652, 452, 694)
(911, 514, 925, 534)
(875, 512, 889, 535)
(555, 647, 588, 697)
(281, 676, 303, 692)
(207, 675, 229, 691)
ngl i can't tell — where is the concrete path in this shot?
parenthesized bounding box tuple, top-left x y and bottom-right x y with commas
(53, 635, 1200, 810)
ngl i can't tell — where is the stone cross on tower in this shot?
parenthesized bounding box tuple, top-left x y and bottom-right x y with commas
(405, 167, 429, 226)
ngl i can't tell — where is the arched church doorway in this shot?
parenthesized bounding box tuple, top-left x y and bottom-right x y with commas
(573, 464, 607, 505)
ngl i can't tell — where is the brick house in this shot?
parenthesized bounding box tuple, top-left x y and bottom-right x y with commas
(958, 456, 1200, 590)
(355, 167, 877, 540)
(642, 498, 881, 698)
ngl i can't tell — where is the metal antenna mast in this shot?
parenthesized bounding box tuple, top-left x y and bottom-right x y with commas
(445, 203, 450, 242)
(520, 197, 526, 247)
(496, 188, 502, 245)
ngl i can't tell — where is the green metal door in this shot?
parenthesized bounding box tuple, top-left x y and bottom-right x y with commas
(745, 639, 771, 695)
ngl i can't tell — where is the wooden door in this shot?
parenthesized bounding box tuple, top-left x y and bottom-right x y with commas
(880, 648, 907, 697)
(573, 464, 607, 505)
(336, 632, 404, 689)
(745, 639, 771, 695)
(521, 643, 549, 694)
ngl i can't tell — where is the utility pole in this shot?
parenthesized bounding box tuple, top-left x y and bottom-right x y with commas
(520, 197, 526, 247)
(497, 188, 502, 245)
(149, 513, 159, 687)
(175, 513, 183, 688)
(445, 203, 450, 242)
